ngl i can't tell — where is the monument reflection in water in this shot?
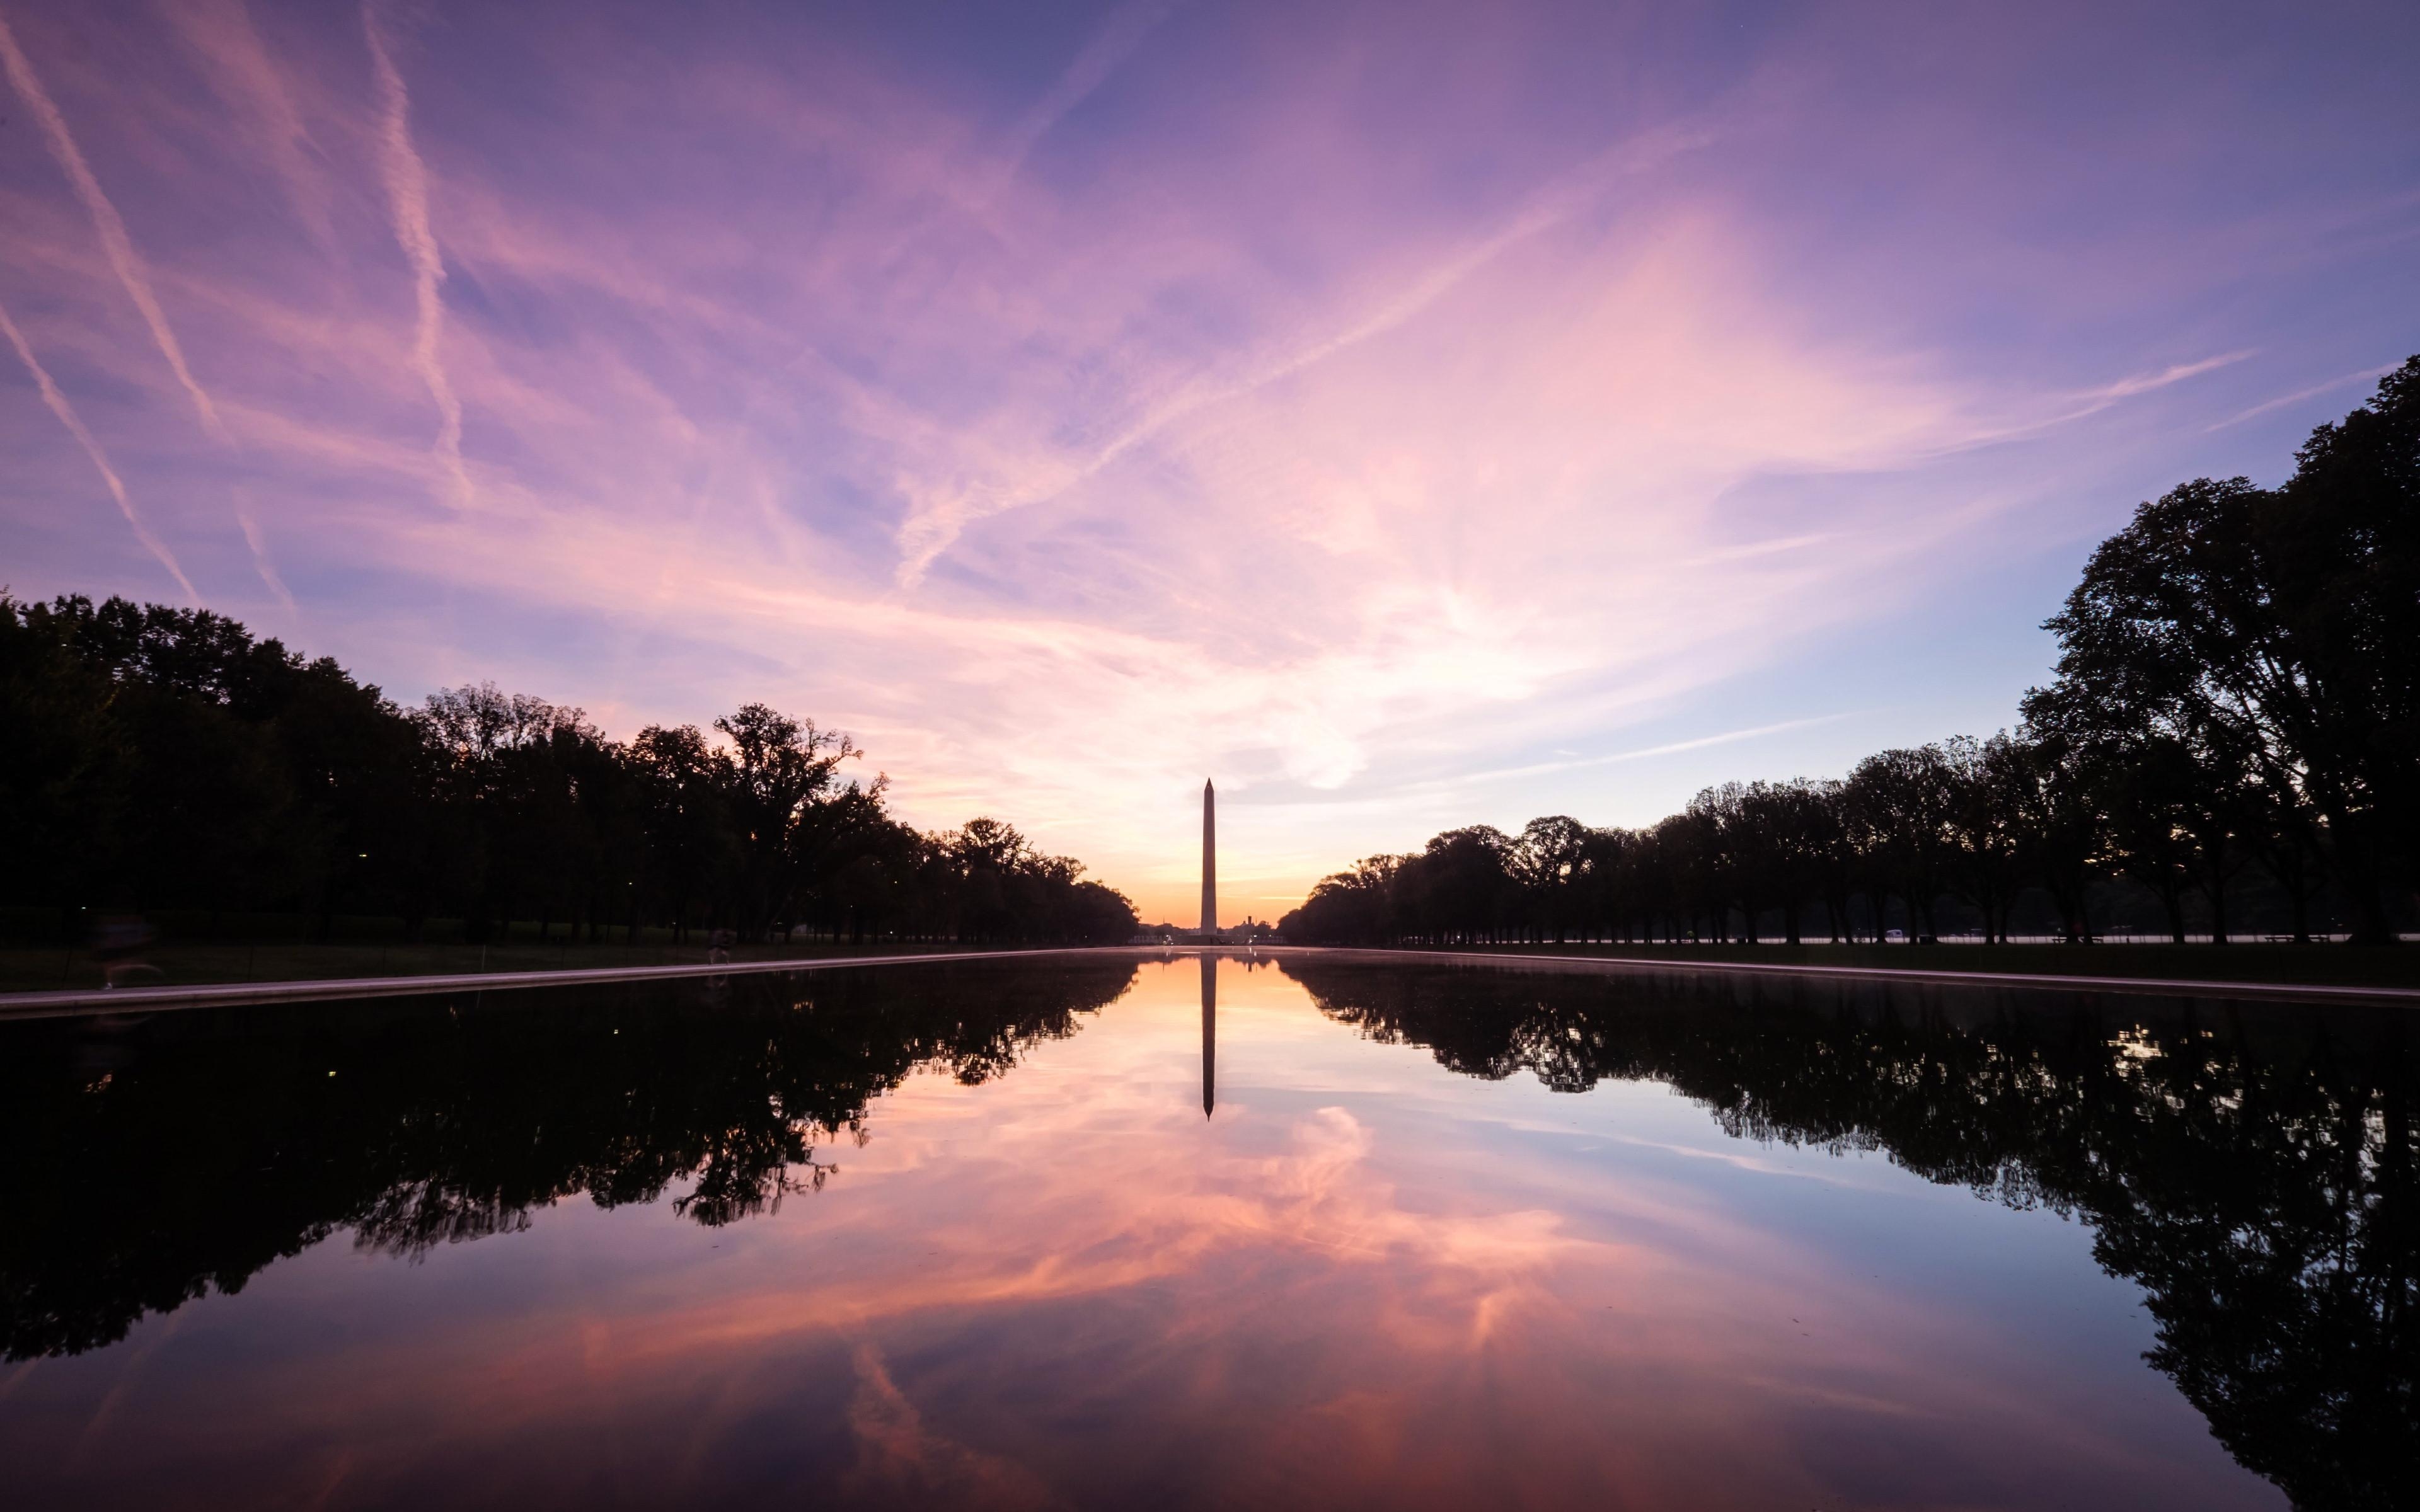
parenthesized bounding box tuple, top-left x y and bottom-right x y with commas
(1, 956, 2408, 1511)
(1201, 951, 1216, 1118)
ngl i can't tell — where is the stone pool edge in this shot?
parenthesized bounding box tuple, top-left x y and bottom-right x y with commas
(6, 943, 2418, 1020)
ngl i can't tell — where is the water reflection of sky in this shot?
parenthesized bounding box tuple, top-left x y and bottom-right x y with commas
(4, 958, 2293, 1509)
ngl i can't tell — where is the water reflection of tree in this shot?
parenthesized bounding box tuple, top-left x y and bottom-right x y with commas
(1279, 959, 2414, 1512)
(0, 959, 1137, 1361)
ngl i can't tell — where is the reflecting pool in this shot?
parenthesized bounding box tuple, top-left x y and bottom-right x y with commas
(2, 954, 2409, 1510)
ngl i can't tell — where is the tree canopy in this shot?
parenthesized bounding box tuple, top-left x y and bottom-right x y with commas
(1283, 358, 2419, 948)
(0, 597, 1137, 946)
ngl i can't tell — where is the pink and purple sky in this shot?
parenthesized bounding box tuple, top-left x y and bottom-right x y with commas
(3, 1, 2415, 922)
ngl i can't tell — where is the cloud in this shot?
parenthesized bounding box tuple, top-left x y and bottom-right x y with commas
(362, 4, 471, 510)
(0, 295, 200, 602)
(984, 0, 1184, 200)
(1422, 714, 1860, 792)
(234, 490, 299, 616)
(0, 10, 229, 443)
(2073, 351, 2256, 405)
(161, 0, 340, 259)
(2203, 362, 2397, 433)
(890, 121, 1715, 585)
(1964, 350, 2256, 444)
(180, 191, 1995, 916)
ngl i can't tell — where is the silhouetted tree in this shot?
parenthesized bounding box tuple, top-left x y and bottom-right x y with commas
(0, 598, 1136, 948)
(1847, 746, 1959, 941)
(2029, 360, 2419, 942)
(1941, 735, 2025, 944)
(1508, 815, 1593, 943)
(1277, 362, 2414, 951)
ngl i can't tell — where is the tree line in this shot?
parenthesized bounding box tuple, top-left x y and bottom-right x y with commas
(1283, 357, 2419, 948)
(0, 597, 1138, 946)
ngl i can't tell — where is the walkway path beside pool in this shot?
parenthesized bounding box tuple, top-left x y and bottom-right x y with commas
(4, 944, 2416, 1021)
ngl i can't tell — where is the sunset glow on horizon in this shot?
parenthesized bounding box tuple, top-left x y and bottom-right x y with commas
(3, 1, 2414, 921)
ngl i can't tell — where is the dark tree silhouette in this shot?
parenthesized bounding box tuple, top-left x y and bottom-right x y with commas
(0, 600, 1139, 948)
(1282, 361, 2417, 951)
(2026, 359, 2419, 943)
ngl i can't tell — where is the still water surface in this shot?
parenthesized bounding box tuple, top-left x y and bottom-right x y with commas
(1, 954, 2408, 1509)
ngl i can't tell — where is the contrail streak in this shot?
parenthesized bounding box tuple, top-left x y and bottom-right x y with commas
(0, 296, 200, 602)
(2204, 363, 2396, 433)
(1428, 713, 1857, 790)
(892, 122, 1710, 585)
(0, 10, 229, 444)
(364, 4, 471, 509)
(234, 491, 299, 616)
(165, 0, 338, 259)
(986, 0, 1182, 200)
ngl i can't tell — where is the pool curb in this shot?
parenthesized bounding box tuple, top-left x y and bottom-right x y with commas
(0, 946, 1129, 1020)
(1292, 946, 2420, 1005)
(4, 942, 2414, 1020)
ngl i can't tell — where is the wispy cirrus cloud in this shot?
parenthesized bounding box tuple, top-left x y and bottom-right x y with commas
(984, 0, 1185, 201)
(2205, 363, 2398, 433)
(161, 0, 340, 261)
(362, 3, 471, 510)
(0, 9, 229, 444)
(0, 295, 199, 602)
(233, 490, 299, 617)
(891, 121, 1715, 585)
(1420, 714, 1861, 793)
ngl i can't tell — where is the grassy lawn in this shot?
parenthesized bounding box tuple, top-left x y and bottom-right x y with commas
(0, 937, 1003, 996)
(1401, 940, 2420, 990)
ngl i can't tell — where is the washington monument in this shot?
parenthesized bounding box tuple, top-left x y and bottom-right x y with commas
(1201, 779, 1218, 1120)
(1200, 778, 1217, 934)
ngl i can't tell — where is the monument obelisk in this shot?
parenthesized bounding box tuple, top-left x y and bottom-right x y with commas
(1199, 779, 1217, 936)
(1200, 779, 1218, 1118)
